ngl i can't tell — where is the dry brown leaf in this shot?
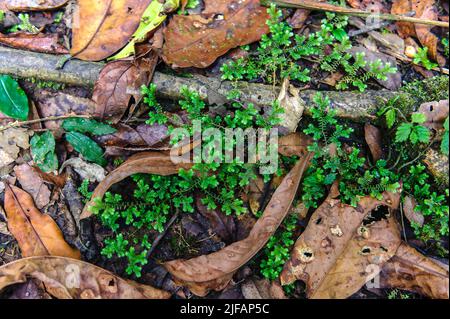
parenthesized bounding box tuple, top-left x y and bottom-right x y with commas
(241, 278, 287, 299)
(4, 0, 68, 11)
(92, 52, 158, 123)
(71, 0, 152, 61)
(402, 196, 424, 227)
(3, 184, 80, 259)
(0, 256, 171, 299)
(287, 9, 310, 29)
(277, 78, 305, 133)
(0, 32, 68, 54)
(162, 0, 269, 68)
(391, 0, 440, 62)
(280, 190, 402, 299)
(364, 123, 383, 161)
(278, 132, 312, 157)
(14, 163, 51, 210)
(0, 128, 32, 168)
(380, 243, 449, 299)
(163, 153, 313, 296)
(418, 99, 449, 131)
(81, 152, 193, 219)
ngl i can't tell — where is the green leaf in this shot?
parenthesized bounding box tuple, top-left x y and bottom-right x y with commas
(0, 75, 29, 120)
(66, 132, 107, 166)
(441, 117, 449, 155)
(411, 113, 427, 124)
(62, 118, 117, 136)
(385, 109, 396, 129)
(414, 125, 430, 144)
(395, 123, 412, 143)
(30, 131, 58, 172)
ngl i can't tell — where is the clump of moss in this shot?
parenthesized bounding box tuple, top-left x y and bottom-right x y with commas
(402, 75, 449, 105)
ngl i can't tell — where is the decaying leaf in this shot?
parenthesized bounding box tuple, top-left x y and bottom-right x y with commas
(278, 132, 312, 157)
(277, 78, 305, 133)
(60, 157, 106, 183)
(364, 123, 383, 161)
(0, 128, 32, 169)
(92, 53, 158, 123)
(241, 278, 287, 299)
(0, 32, 68, 54)
(380, 243, 449, 299)
(163, 153, 313, 296)
(391, 0, 440, 62)
(71, 0, 152, 61)
(3, 184, 81, 259)
(280, 190, 402, 299)
(81, 152, 194, 219)
(3, 0, 68, 11)
(0, 256, 171, 299)
(418, 99, 449, 130)
(162, 0, 269, 68)
(402, 196, 424, 227)
(14, 163, 51, 210)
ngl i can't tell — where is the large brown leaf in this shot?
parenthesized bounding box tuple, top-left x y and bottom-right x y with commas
(80, 152, 193, 219)
(14, 163, 51, 210)
(0, 32, 68, 54)
(163, 153, 313, 296)
(70, 0, 151, 61)
(364, 123, 383, 161)
(380, 243, 449, 299)
(280, 191, 402, 299)
(3, 184, 81, 259)
(3, 0, 68, 11)
(162, 0, 269, 68)
(0, 256, 171, 299)
(92, 52, 158, 123)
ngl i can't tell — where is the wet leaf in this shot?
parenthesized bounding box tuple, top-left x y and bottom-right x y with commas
(65, 132, 107, 166)
(4, 0, 68, 11)
(280, 190, 402, 299)
(62, 118, 117, 136)
(92, 53, 158, 123)
(0, 75, 29, 120)
(364, 123, 383, 161)
(3, 184, 81, 259)
(163, 153, 313, 296)
(14, 163, 51, 210)
(162, 0, 269, 68)
(30, 131, 59, 173)
(81, 152, 194, 219)
(70, 0, 152, 61)
(380, 243, 449, 299)
(0, 256, 171, 299)
(0, 32, 68, 54)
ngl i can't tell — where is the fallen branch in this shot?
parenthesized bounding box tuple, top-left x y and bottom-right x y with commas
(264, 0, 449, 28)
(0, 114, 92, 132)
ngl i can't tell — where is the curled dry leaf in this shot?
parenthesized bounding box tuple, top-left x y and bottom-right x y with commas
(418, 99, 449, 131)
(391, 0, 440, 62)
(3, 0, 68, 11)
(3, 184, 81, 259)
(280, 190, 402, 299)
(364, 123, 383, 161)
(163, 153, 313, 296)
(0, 256, 171, 299)
(0, 32, 68, 54)
(162, 0, 269, 68)
(380, 243, 449, 299)
(277, 78, 305, 133)
(71, 0, 152, 61)
(92, 52, 158, 123)
(81, 152, 193, 219)
(14, 163, 51, 210)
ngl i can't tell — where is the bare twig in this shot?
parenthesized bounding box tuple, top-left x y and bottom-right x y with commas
(146, 209, 180, 258)
(263, 0, 449, 28)
(0, 114, 92, 132)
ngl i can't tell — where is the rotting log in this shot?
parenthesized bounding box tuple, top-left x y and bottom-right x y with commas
(1, 46, 402, 121)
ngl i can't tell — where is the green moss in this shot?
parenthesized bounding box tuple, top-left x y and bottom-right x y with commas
(402, 75, 449, 105)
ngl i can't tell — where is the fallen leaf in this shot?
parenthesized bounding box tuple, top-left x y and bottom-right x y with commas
(418, 99, 449, 130)
(71, 0, 152, 61)
(0, 75, 29, 121)
(391, 0, 440, 62)
(4, 0, 68, 11)
(0, 206, 11, 236)
(60, 157, 106, 183)
(287, 9, 310, 29)
(81, 152, 194, 219)
(364, 123, 383, 161)
(380, 243, 449, 299)
(277, 78, 305, 133)
(278, 132, 312, 157)
(14, 163, 51, 210)
(0, 128, 32, 169)
(0, 32, 68, 54)
(162, 0, 269, 68)
(65, 132, 107, 166)
(241, 278, 287, 299)
(0, 256, 171, 299)
(3, 184, 81, 259)
(280, 190, 402, 299)
(92, 53, 158, 123)
(402, 196, 424, 227)
(163, 153, 313, 296)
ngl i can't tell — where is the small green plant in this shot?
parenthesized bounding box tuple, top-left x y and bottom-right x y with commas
(8, 13, 39, 33)
(0, 10, 5, 23)
(387, 289, 412, 299)
(441, 117, 449, 155)
(413, 47, 438, 70)
(395, 113, 431, 145)
(78, 180, 92, 203)
(221, 5, 396, 91)
(443, 37, 449, 57)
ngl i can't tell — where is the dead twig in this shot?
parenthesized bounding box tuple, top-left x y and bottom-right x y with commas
(0, 114, 92, 132)
(146, 209, 180, 258)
